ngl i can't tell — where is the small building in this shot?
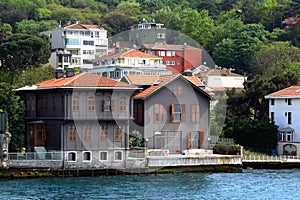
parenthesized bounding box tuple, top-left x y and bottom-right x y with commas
(128, 19, 166, 47)
(195, 67, 246, 94)
(265, 86, 300, 156)
(17, 71, 138, 167)
(140, 44, 203, 74)
(42, 23, 108, 69)
(87, 49, 173, 80)
(123, 74, 211, 155)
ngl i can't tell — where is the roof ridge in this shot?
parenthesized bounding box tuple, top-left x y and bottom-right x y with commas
(63, 72, 86, 86)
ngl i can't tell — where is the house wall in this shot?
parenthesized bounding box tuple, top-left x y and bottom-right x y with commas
(22, 88, 135, 152)
(269, 98, 300, 142)
(141, 78, 210, 152)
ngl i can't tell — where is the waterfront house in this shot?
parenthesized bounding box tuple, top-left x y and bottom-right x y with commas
(17, 71, 138, 167)
(42, 22, 108, 69)
(87, 49, 172, 80)
(122, 74, 211, 155)
(265, 86, 300, 156)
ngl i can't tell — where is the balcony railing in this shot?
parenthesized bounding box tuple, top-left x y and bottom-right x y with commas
(8, 152, 63, 161)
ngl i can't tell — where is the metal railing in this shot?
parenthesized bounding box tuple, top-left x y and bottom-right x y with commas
(243, 155, 300, 162)
(8, 152, 63, 161)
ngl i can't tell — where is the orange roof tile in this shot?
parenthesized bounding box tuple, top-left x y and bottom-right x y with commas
(183, 76, 205, 87)
(265, 86, 300, 98)
(121, 49, 161, 59)
(65, 24, 101, 30)
(124, 75, 160, 85)
(134, 75, 177, 99)
(35, 72, 137, 89)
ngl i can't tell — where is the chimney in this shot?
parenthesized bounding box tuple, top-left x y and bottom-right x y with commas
(55, 67, 64, 79)
(66, 67, 75, 77)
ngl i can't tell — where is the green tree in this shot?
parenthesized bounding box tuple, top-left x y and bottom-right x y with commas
(0, 33, 51, 84)
(102, 11, 134, 35)
(0, 23, 12, 42)
(181, 9, 215, 49)
(16, 20, 58, 34)
(0, 83, 25, 151)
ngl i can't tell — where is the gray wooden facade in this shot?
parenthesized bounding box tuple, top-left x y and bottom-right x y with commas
(132, 75, 211, 154)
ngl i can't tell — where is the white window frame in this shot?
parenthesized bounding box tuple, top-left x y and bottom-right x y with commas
(82, 151, 92, 162)
(67, 151, 77, 162)
(114, 151, 123, 161)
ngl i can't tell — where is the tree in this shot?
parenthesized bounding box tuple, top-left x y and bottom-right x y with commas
(250, 41, 300, 76)
(16, 20, 58, 34)
(181, 9, 215, 49)
(0, 23, 12, 42)
(0, 83, 25, 152)
(0, 33, 51, 84)
(101, 11, 134, 35)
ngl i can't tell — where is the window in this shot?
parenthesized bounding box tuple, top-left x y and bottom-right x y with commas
(173, 85, 182, 96)
(88, 97, 95, 111)
(67, 152, 77, 162)
(84, 127, 91, 141)
(171, 104, 185, 123)
(26, 96, 35, 112)
(288, 112, 292, 124)
(100, 151, 108, 160)
(191, 104, 200, 123)
(65, 38, 80, 45)
(288, 99, 292, 105)
(72, 96, 80, 111)
(115, 151, 122, 160)
(271, 99, 274, 105)
(83, 40, 94, 45)
(68, 126, 76, 142)
(119, 96, 126, 112)
(116, 128, 122, 141)
(52, 96, 56, 111)
(155, 131, 181, 153)
(36, 125, 46, 141)
(166, 51, 175, 56)
(39, 96, 48, 111)
(157, 33, 165, 38)
(100, 129, 108, 141)
(83, 151, 92, 162)
(270, 112, 274, 123)
(158, 51, 165, 56)
(61, 96, 64, 111)
(188, 131, 204, 149)
(83, 50, 94, 55)
(166, 60, 175, 65)
(154, 104, 164, 123)
(103, 98, 114, 111)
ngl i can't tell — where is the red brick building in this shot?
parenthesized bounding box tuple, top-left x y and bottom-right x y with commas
(140, 44, 203, 74)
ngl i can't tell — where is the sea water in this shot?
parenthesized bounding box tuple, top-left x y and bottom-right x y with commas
(0, 169, 299, 200)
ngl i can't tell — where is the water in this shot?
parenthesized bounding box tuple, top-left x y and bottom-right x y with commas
(0, 169, 299, 200)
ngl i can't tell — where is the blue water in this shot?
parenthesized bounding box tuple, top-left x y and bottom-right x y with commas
(0, 169, 299, 200)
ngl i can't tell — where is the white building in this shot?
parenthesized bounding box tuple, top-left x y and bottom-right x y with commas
(87, 49, 172, 80)
(265, 86, 300, 156)
(43, 23, 108, 69)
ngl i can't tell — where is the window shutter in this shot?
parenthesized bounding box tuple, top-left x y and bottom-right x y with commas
(171, 104, 174, 122)
(102, 100, 104, 112)
(181, 104, 186, 122)
(111, 99, 115, 111)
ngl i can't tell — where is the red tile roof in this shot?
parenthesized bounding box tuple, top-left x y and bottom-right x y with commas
(142, 44, 201, 51)
(133, 75, 208, 99)
(65, 24, 102, 30)
(134, 75, 177, 99)
(265, 86, 300, 98)
(94, 49, 161, 61)
(124, 75, 160, 85)
(35, 72, 137, 89)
